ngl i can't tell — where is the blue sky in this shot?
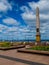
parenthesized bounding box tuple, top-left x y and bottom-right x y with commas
(0, 0, 49, 41)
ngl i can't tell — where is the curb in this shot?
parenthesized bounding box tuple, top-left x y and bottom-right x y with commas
(17, 49, 49, 56)
(0, 45, 25, 50)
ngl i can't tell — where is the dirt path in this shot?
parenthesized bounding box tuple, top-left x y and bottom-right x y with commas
(0, 49, 49, 65)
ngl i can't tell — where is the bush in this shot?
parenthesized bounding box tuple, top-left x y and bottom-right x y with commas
(28, 46, 49, 51)
(0, 42, 11, 47)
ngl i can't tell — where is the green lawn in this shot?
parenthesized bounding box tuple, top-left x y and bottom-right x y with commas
(28, 46, 49, 51)
(0, 42, 23, 47)
(0, 42, 11, 47)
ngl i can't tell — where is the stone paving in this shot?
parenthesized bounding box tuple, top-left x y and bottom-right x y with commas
(0, 49, 49, 65)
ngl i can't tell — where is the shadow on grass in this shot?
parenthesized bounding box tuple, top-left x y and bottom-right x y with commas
(0, 55, 46, 65)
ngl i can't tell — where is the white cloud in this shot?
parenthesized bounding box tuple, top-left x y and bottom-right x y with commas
(3, 17, 20, 26)
(40, 30, 46, 33)
(21, 5, 35, 20)
(0, 24, 8, 33)
(7, 27, 18, 32)
(0, 0, 49, 40)
(20, 0, 49, 39)
(40, 14, 49, 20)
(29, 0, 49, 13)
(21, 6, 32, 13)
(0, 30, 2, 32)
(21, 6, 36, 27)
(21, 0, 49, 22)
(0, 0, 12, 12)
(19, 28, 30, 32)
(0, 24, 8, 30)
(21, 12, 35, 20)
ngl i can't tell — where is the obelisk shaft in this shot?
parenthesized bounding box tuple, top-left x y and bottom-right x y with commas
(36, 7, 40, 42)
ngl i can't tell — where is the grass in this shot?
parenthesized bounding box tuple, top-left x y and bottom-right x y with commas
(0, 42, 11, 47)
(28, 46, 49, 51)
(0, 42, 24, 47)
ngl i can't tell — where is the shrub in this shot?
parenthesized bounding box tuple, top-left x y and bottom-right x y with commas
(0, 42, 11, 47)
(28, 46, 49, 51)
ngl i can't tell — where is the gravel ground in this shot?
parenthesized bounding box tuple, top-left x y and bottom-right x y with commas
(0, 49, 49, 65)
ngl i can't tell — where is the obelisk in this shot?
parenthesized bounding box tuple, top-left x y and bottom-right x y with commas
(36, 7, 40, 43)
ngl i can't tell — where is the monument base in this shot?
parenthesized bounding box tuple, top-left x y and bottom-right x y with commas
(36, 35, 40, 42)
(36, 35, 41, 45)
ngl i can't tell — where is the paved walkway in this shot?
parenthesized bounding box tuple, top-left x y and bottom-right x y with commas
(0, 49, 49, 65)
